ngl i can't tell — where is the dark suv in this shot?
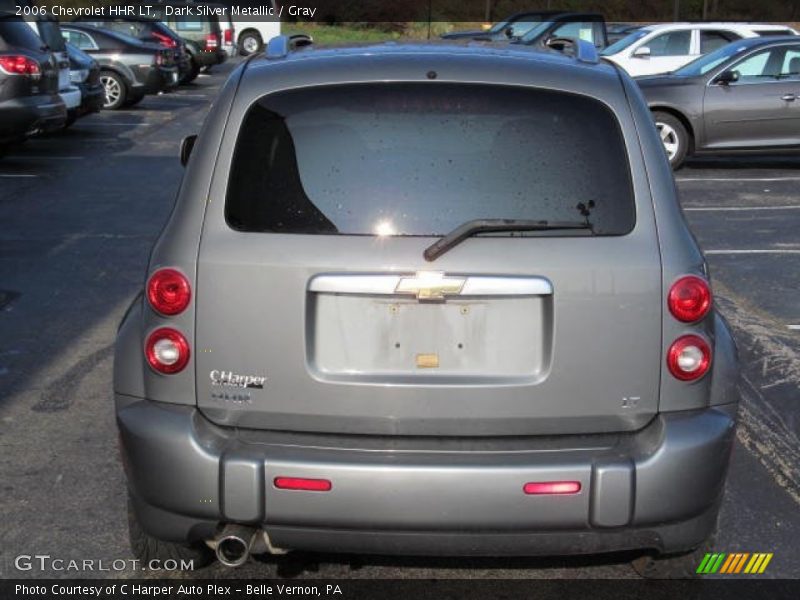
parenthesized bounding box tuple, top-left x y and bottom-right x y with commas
(153, 2, 226, 81)
(115, 37, 740, 578)
(0, 13, 65, 153)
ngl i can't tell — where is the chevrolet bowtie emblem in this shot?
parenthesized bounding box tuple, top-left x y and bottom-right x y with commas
(395, 272, 466, 300)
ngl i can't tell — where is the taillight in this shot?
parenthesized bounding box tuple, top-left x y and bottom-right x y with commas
(145, 328, 190, 374)
(147, 268, 191, 316)
(224, 28, 233, 44)
(274, 477, 332, 492)
(523, 481, 582, 495)
(667, 334, 711, 381)
(668, 275, 711, 322)
(205, 33, 218, 50)
(0, 55, 41, 77)
(152, 31, 177, 48)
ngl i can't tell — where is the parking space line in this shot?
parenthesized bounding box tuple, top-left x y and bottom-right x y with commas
(77, 122, 148, 127)
(788, 325, 800, 330)
(705, 249, 800, 255)
(0, 173, 38, 178)
(684, 205, 800, 211)
(6, 156, 83, 161)
(677, 177, 800, 182)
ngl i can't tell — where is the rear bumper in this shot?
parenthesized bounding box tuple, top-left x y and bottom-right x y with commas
(117, 397, 737, 556)
(72, 83, 104, 117)
(0, 93, 66, 141)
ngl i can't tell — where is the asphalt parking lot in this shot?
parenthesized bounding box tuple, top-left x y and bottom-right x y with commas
(0, 57, 798, 580)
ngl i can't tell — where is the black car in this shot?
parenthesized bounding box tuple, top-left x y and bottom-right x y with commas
(60, 24, 178, 110)
(0, 13, 66, 153)
(152, 1, 226, 81)
(511, 13, 608, 49)
(64, 41, 103, 125)
(73, 17, 193, 84)
(637, 36, 800, 168)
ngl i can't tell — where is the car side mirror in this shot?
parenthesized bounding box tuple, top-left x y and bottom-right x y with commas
(714, 70, 739, 85)
(633, 46, 651, 58)
(180, 134, 197, 167)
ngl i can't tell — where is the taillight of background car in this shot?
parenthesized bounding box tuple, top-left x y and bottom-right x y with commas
(205, 33, 218, 51)
(152, 31, 177, 48)
(0, 55, 41, 78)
(224, 28, 233, 45)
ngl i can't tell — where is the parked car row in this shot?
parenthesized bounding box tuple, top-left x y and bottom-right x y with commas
(444, 14, 800, 168)
(0, 0, 270, 156)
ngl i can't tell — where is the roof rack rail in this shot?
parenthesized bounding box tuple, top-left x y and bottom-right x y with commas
(545, 37, 599, 64)
(265, 34, 314, 60)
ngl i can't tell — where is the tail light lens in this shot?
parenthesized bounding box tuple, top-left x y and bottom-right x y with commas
(224, 28, 233, 44)
(147, 268, 191, 316)
(152, 31, 177, 48)
(145, 328, 190, 374)
(0, 55, 41, 77)
(667, 334, 711, 381)
(205, 33, 218, 50)
(668, 275, 711, 322)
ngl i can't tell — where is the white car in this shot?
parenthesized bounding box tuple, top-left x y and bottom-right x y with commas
(601, 22, 798, 77)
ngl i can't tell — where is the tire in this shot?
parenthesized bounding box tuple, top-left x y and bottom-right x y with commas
(181, 59, 200, 85)
(631, 528, 716, 579)
(127, 495, 214, 569)
(652, 110, 689, 170)
(100, 71, 127, 110)
(124, 93, 145, 107)
(239, 31, 262, 56)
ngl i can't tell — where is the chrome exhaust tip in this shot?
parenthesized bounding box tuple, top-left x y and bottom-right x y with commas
(215, 524, 256, 567)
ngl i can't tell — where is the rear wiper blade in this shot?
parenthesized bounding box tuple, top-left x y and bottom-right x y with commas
(423, 218, 593, 262)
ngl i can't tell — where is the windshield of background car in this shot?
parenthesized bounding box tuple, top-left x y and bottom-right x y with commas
(673, 42, 751, 76)
(35, 19, 66, 52)
(226, 83, 635, 237)
(601, 29, 648, 55)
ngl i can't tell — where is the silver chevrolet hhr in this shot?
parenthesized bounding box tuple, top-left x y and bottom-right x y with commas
(114, 36, 740, 578)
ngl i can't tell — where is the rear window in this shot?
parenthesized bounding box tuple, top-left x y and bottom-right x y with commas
(226, 83, 635, 237)
(0, 18, 45, 52)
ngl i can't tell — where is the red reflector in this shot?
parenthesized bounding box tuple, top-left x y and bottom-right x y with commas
(274, 477, 332, 492)
(523, 481, 581, 495)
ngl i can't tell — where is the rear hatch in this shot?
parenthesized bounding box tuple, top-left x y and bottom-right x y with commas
(196, 82, 662, 437)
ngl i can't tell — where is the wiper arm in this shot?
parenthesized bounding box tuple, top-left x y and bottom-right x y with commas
(423, 218, 593, 262)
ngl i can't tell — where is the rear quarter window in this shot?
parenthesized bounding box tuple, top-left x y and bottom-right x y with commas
(226, 83, 635, 237)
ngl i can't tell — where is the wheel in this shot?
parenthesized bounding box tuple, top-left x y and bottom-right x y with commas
(631, 528, 716, 579)
(239, 31, 262, 56)
(652, 111, 689, 170)
(127, 495, 214, 569)
(180, 59, 200, 85)
(100, 71, 127, 110)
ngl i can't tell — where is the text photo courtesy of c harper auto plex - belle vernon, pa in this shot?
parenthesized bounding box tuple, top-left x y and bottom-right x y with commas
(1, 1, 800, 599)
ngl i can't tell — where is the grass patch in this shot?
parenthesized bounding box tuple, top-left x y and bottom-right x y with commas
(283, 22, 487, 45)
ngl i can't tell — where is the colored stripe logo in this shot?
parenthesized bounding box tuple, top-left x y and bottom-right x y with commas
(697, 553, 773, 574)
